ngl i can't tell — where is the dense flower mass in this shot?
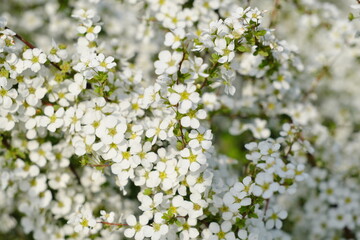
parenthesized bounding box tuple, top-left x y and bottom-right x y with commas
(1, 0, 360, 239)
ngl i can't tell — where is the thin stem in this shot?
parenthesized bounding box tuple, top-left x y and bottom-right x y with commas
(200, 62, 219, 90)
(246, 0, 252, 7)
(88, 164, 111, 167)
(69, 163, 82, 185)
(263, 198, 270, 219)
(175, 103, 187, 149)
(269, 0, 281, 28)
(98, 221, 128, 226)
(176, 44, 188, 84)
(179, 122, 187, 148)
(5, 27, 62, 71)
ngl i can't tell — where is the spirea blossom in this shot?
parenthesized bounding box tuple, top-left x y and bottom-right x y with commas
(1, 1, 360, 240)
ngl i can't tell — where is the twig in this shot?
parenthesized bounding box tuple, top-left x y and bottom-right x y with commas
(269, 0, 281, 28)
(1, 135, 11, 149)
(98, 221, 128, 226)
(200, 62, 219, 90)
(88, 164, 111, 167)
(246, 0, 252, 7)
(179, 122, 187, 148)
(177, 45, 187, 84)
(176, 103, 187, 149)
(69, 163, 82, 185)
(284, 140, 294, 158)
(263, 198, 270, 219)
(5, 27, 62, 71)
(301, 70, 326, 101)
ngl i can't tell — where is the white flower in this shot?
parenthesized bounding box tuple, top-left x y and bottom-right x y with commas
(151, 213, 169, 240)
(209, 221, 236, 240)
(253, 172, 279, 199)
(265, 206, 288, 229)
(67, 206, 97, 235)
(214, 38, 235, 63)
(169, 84, 200, 114)
(258, 140, 280, 157)
(188, 127, 213, 150)
(64, 107, 84, 133)
(154, 50, 183, 75)
(208, 19, 229, 37)
(18, 77, 47, 106)
(124, 214, 153, 240)
(155, 161, 178, 191)
(294, 164, 307, 182)
(19, 174, 47, 197)
(250, 119, 271, 139)
(69, 73, 87, 96)
(188, 192, 208, 219)
(90, 53, 116, 72)
(0, 84, 18, 109)
(351, 4, 360, 9)
(40, 106, 65, 132)
(51, 194, 72, 217)
(23, 48, 47, 72)
(180, 148, 207, 172)
(245, 8, 263, 23)
(145, 118, 170, 144)
(100, 210, 115, 223)
(77, 22, 101, 41)
(96, 116, 127, 144)
(223, 181, 251, 212)
(130, 141, 158, 168)
(202, 92, 220, 111)
(48, 172, 70, 189)
(178, 218, 199, 239)
(181, 57, 209, 80)
(139, 193, 163, 218)
(220, 69, 236, 95)
(48, 40, 68, 63)
(0, 28, 15, 51)
(28, 141, 55, 167)
(237, 229, 247, 240)
(72, 8, 96, 20)
(73, 134, 96, 156)
(164, 28, 185, 49)
(180, 109, 206, 129)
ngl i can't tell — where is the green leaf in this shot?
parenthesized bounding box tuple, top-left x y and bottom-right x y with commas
(143, 188, 153, 195)
(255, 29, 267, 36)
(211, 53, 220, 61)
(258, 50, 269, 57)
(237, 45, 252, 52)
(235, 217, 246, 228)
(175, 220, 182, 227)
(248, 212, 258, 218)
(349, 12, 355, 21)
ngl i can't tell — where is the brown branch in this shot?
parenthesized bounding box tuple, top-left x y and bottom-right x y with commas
(176, 103, 187, 149)
(246, 0, 252, 7)
(88, 164, 111, 167)
(98, 221, 128, 226)
(263, 198, 270, 219)
(1, 135, 11, 149)
(179, 122, 186, 148)
(69, 163, 82, 185)
(269, 0, 281, 28)
(302, 70, 326, 101)
(176, 44, 188, 84)
(5, 27, 62, 71)
(200, 62, 219, 90)
(200, 77, 209, 90)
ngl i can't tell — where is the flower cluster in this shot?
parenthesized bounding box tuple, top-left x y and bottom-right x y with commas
(1, 0, 360, 239)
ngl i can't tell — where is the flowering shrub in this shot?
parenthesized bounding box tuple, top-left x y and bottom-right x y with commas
(1, 0, 360, 239)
